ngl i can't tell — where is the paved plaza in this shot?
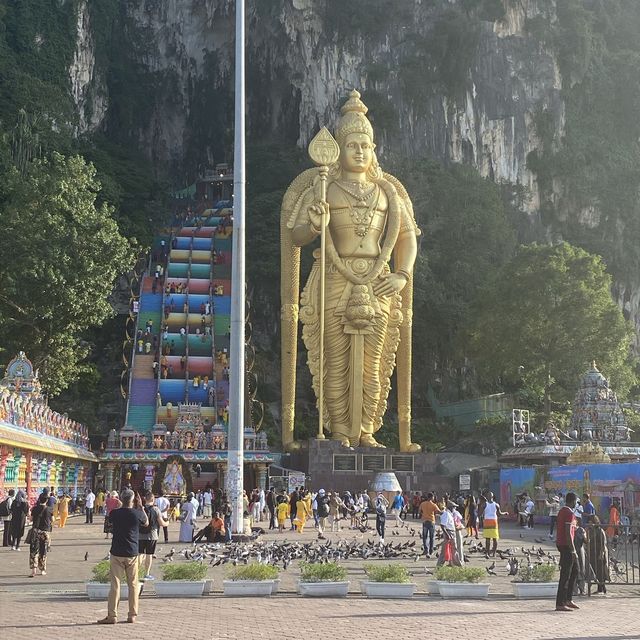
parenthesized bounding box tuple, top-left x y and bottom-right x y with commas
(1, 515, 639, 640)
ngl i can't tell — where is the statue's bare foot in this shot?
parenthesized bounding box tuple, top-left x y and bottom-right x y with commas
(359, 434, 386, 448)
(401, 442, 422, 453)
(331, 432, 351, 447)
(284, 440, 304, 452)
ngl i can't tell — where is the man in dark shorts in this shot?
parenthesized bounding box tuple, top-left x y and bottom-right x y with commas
(97, 489, 148, 625)
(138, 490, 168, 581)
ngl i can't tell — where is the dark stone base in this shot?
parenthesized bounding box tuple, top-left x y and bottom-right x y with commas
(284, 438, 453, 494)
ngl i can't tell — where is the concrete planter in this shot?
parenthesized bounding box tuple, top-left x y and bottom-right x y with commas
(203, 579, 214, 595)
(427, 580, 440, 596)
(271, 578, 281, 594)
(86, 582, 143, 600)
(223, 580, 276, 596)
(298, 581, 350, 597)
(360, 581, 416, 598)
(512, 582, 558, 599)
(154, 580, 206, 597)
(438, 582, 490, 599)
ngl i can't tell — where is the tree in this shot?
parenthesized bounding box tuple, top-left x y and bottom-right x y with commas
(0, 152, 133, 394)
(466, 242, 636, 411)
(398, 159, 516, 402)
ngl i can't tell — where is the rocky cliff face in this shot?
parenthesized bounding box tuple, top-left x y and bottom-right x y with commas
(70, 0, 640, 347)
(73, 0, 562, 213)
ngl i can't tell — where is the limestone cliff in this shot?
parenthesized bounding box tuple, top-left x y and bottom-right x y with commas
(69, 0, 640, 349)
(77, 0, 561, 215)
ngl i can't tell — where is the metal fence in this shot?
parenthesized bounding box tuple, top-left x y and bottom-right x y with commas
(581, 523, 640, 593)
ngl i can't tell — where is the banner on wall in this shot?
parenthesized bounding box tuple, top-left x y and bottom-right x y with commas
(288, 472, 306, 493)
(500, 462, 640, 520)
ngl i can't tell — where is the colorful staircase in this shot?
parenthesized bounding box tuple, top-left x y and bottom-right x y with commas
(124, 210, 233, 434)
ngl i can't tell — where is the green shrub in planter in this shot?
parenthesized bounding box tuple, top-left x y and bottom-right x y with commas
(91, 559, 145, 583)
(516, 563, 557, 583)
(434, 566, 485, 583)
(227, 563, 280, 581)
(364, 564, 411, 583)
(162, 562, 208, 582)
(300, 561, 347, 583)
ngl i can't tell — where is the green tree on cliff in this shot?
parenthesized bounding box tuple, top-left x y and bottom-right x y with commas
(466, 242, 636, 411)
(0, 152, 133, 394)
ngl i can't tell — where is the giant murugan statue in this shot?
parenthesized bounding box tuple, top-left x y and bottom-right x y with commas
(281, 90, 421, 452)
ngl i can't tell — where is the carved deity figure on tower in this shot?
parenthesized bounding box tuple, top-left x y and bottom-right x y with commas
(281, 90, 421, 451)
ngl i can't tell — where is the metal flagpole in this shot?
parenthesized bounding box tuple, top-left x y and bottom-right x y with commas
(229, 0, 245, 535)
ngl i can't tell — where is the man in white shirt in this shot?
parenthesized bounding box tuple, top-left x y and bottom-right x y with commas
(190, 493, 199, 515)
(436, 502, 457, 567)
(523, 495, 535, 529)
(85, 489, 96, 524)
(202, 489, 212, 519)
(155, 490, 171, 543)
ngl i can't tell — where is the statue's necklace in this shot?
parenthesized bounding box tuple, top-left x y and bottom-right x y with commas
(336, 179, 377, 202)
(336, 182, 379, 237)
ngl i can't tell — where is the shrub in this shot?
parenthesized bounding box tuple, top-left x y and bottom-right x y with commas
(161, 562, 208, 582)
(227, 563, 279, 581)
(364, 563, 411, 583)
(434, 565, 485, 583)
(516, 563, 557, 583)
(91, 559, 145, 583)
(299, 561, 347, 583)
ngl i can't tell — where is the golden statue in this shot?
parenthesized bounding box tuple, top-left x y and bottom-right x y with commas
(281, 90, 421, 451)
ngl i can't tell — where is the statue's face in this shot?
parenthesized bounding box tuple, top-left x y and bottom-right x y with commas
(341, 132, 374, 173)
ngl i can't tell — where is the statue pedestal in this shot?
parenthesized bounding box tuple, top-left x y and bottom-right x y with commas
(284, 438, 450, 495)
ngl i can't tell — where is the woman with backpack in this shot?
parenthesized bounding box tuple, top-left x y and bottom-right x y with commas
(29, 492, 54, 576)
(138, 490, 168, 581)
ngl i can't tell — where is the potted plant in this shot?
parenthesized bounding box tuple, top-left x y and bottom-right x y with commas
(86, 560, 145, 600)
(297, 561, 349, 597)
(223, 562, 280, 596)
(154, 562, 208, 597)
(512, 563, 558, 599)
(361, 564, 416, 598)
(434, 566, 489, 599)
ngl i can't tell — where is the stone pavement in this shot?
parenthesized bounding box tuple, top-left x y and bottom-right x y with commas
(1, 514, 640, 640)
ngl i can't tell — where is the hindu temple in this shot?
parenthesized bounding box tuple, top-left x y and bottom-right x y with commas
(501, 361, 640, 465)
(0, 352, 96, 502)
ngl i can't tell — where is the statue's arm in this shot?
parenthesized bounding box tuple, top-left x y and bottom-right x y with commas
(291, 189, 322, 247)
(394, 229, 418, 280)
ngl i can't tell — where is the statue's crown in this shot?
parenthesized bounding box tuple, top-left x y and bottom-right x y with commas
(336, 89, 373, 146)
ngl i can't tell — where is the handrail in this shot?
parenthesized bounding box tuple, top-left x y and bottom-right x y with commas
(210, 228, 219, 422)
(124, 259, 148, 427)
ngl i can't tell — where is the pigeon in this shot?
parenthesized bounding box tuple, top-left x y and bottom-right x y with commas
(486, 565, 497, 576)
(84, 552, 89, 561)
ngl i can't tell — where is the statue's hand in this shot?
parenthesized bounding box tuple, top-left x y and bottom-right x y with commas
(373, 272, 408, 297)
(308, 201, 330, 232)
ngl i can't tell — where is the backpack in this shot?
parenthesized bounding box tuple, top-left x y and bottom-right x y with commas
(140, 505, 159, 534)
(0, 498, 9, 517)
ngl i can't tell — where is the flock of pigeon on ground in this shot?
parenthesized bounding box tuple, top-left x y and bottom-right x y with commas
(111, 517, 560, 579)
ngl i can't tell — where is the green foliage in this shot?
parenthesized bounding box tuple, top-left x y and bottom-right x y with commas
(516, 563, 557, 583)
(466, 243, 636, 411)
(398, 158, 516, 403)
(0, 152, 133, 394)
(528, 2, 640, 284)
(162, 562, 208, 582)
(434, 565, 485, 583)
(299, 561, 347, 583)
(364, 563, 411, 583)
(227, 563, 279, 581)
